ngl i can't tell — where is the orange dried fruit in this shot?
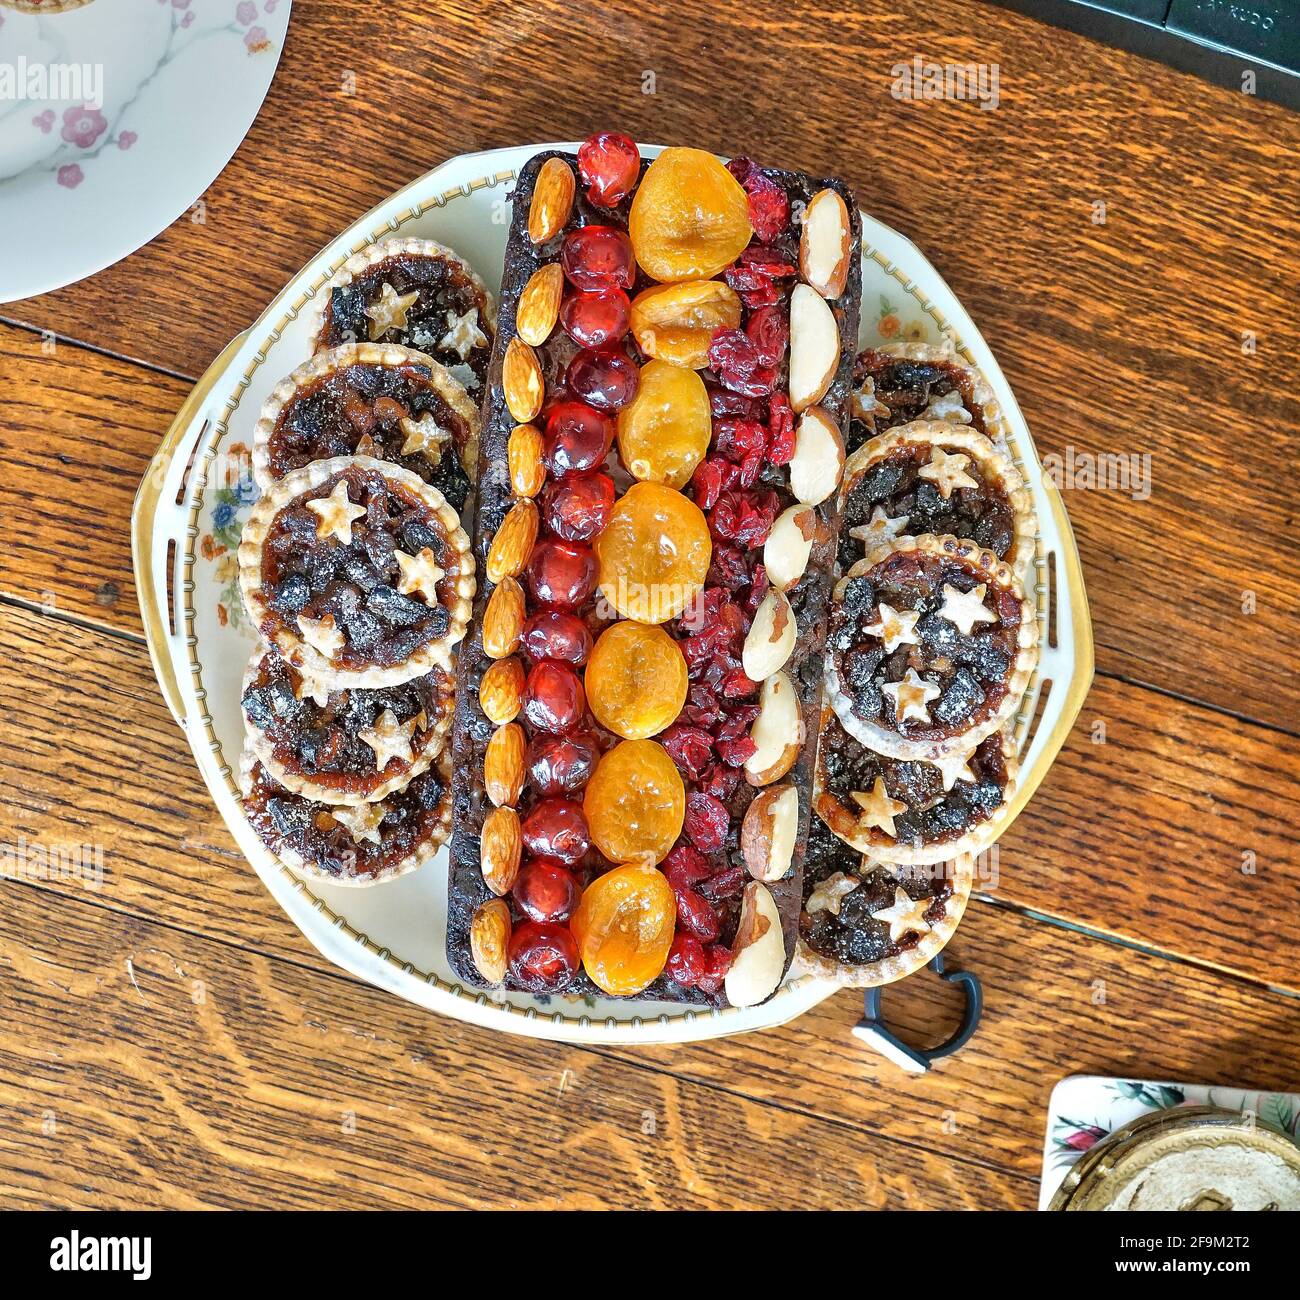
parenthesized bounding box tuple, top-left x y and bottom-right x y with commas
(616, 359, 712, 488)
(628, 147, 753, 282)
(629, 280, 741, 369)
(570, 862, 677, 996)
(586, 620, 688, 740)
(583, 739, 685, 867)
(594, 481, 711, 624)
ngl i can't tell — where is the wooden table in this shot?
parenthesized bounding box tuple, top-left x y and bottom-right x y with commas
(2, 0, 1298, 1211)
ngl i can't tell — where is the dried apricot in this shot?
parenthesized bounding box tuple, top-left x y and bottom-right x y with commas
(583, 739, 685, 866)
(629, 280, 742, 369)
(586, 620, 688, 740)
(571, 862, 677, 996)
(628, 147, 753, 282)
(616, 359, 712, 489)
(594, 481, 711, 624)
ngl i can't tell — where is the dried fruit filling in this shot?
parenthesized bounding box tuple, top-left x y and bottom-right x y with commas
(830, 551, 1023, 741)
(839, 442, 1015, 571)
(260, 466, 461, 670)
(849, 349, 985, 452)
(317, 253, 494, 391)
(242, 649, 453, 799)
(266, 361, 473, 510)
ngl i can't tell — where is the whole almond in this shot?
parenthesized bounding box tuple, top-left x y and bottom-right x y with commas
(528, 157, 575, 244)
(485, 723, 527, 807)
(508, 423, 546, 498)
(479, 656, 525, 723)
(516, 263, 564, 346)
(482, 576, 525, 659)
(480, 805, 522, 895)
(470, 898, 512, 985)
(486, 499, 539, 584)
(502, 337, 544, 423)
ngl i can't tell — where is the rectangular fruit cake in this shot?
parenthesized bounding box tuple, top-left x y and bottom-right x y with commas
(446, 135, 862, 1006)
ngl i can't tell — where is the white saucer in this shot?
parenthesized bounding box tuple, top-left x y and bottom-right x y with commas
(0, 0, 291, 302)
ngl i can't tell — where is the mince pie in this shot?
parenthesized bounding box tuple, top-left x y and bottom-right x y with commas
(239, 455, 474, 689)
(849, 342, 1006, 455)
(241, 644, 455, 806)
(251, 342, 479, 509)
(310, 237, 496, 395)
(795, 809, 973, 987)
(825, 534, 1038, 760)
(839, 421, 1036, 578)
(239, 745, 452, 886)
(814, 706, 1017, 864)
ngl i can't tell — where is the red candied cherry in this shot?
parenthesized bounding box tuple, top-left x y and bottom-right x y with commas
(561, 225, 635, 292)
(544, 400, 615, 476)
(527, 538, 598, 609)
(528, 731, 600, 795)
(513, 859, 581, 923)
(561, 287, 630, 349)
(521, 609, 593, 664)
(577, 132, 641, 207)
(541, 472, 616, 543)
(521, 797, 591, 865)
(566, 348, 639, 412)
(523, 660, 586, 734)
(507, 920, 579, 992)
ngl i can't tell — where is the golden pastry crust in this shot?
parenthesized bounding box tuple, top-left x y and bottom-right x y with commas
(825, 533, 1039, 761)
(238, 455, 474, 689)
(795, 849, 974, 988)
(841, 420, 1037, 579)
(251, 342, 480, 491)
(240, 643, 454, 807)
(238, 745, 452, 887)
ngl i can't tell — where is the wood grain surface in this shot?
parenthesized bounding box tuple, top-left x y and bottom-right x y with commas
(1, 0, 1298, 1211)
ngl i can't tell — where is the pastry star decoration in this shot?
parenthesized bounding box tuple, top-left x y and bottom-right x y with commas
(882, 668, 940, 725)
(806, 871, 861, 918)
(932, 747, 977, 792)
(849, 505, 910, 549)
(938, 582, 996, 636)
(399, 412, 452, 462)
(850, 777, 908, 839)
(394, 546, 445, 603)
(331, 800, 386, 846)
(923, 388, 972, 424)
(296, 613, 345, 661)
(292, 673, 332, 709)
(359, 707, 419, 771)
(307, 480, 366, 544)
(439, 306, 487, 361)
(365, 282, 420, 340)
(852, 375, 891, 428)
(863, 602, 920, 654)
(917, 447, 978, 499)
(871, 887, 934, 944)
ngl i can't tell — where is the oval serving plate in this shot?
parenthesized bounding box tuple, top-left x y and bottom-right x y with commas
(133, 142, 1092, 1044)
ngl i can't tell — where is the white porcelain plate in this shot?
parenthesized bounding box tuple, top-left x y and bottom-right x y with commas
(136, 142, 1092, 1044)
(0, 0, 291, 303)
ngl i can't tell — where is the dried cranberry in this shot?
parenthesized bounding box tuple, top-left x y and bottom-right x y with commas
(521, 797, 590, 865)
(561, 225, 635, 291)
(667, 933, 707, 986)
(706, 543, 750, 589)
(706, 384, 762, 420)
(710, 490, 778, 547)
(739, 282, 781, 311)
(716, 703, 760, 742)
(658, 723, 714, 781)
(697, 943, 733, 994)
(684, 790, 730, 852)
(544, 401, 614, 476)
(674, 884, 721, 942)
(738, 245, 799, 277)
(560, 287, 631, 349)
(508, 921, 579, 992)
(528, 731, 599, 795)
(513, 860, 580, 923)
(663, 842, 711, 888)
(715, 418, 768, 462)
(577, 132, 640, 207)
(691, 459, 726, 512)
(746, 306, 788, 366)
(741, 171, 790, 243)
(699, 763, 741, 803)
(566, 348, 639, 412)
(699, 865, 748, 902)
(523, 661, 585, 733)
(767, 392, 795, 465)
(521, 609, 593, 664)
(527, 539, 598, 609)
(541, 472, 615, 542)
(725, 156, 756, 184)
(708, 327, 760, 383)
(715, 736, 758, 767)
